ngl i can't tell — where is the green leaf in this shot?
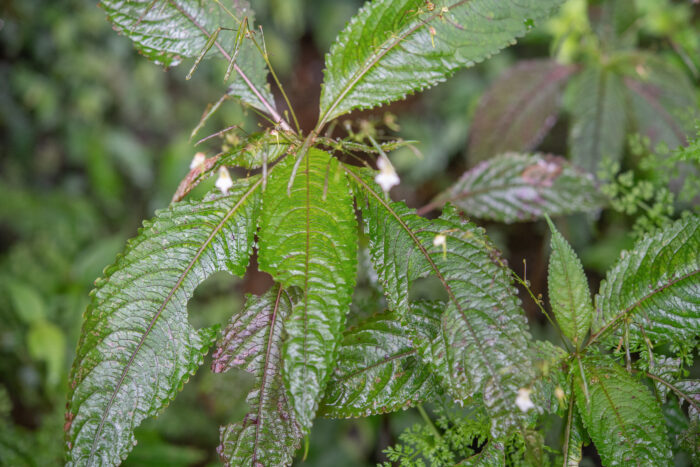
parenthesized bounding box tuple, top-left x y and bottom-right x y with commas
(27, 320, 65, 387)
(100, 0, 276, 113)
(622, 53, 698, 151)
(257, 149, 358, 430)
(65, 180, 261, 465)
(348, 168, 534, 438)
(566, 66, 626, 173)
(574, 355, 673, 466)
(319, 0, 564, 124)
(545, 216, 593, 348)
(212, 286, 302, 466)
(6, 280, 46, 325)
(319, 302, 440, 418)
(562, 396, 586, 467)
(468, 59, 575, 163)
(432, 153, 605, 223)
(592, 215, 700, 348)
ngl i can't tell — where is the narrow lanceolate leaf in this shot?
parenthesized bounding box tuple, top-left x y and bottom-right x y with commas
(574, 356, 673, 466)
(319, 302, 441, 418)
(65, 180, 261, 466)
(592, 216, 700, 348)
(563, 397, 586, 467)
(257, 149, 358, 429)
(566, 66, 626, 173)
(319, 0, 564, 124)
(545, 216, 593, 349)
(468, 60, 576, 162)
(100, 0, 277, 114)
(211, 287, 302, 467)
(432, 153, 605, 223)
(622, 54, 698, 151)
(349, 168, 534, 438)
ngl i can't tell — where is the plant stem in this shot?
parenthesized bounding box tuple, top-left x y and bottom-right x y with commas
(417, 405, 443, 442)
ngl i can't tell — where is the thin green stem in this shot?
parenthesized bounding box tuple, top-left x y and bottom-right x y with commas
(576, 356, 590, 404)
(511, 270, 572, 354)
(417, 405, 443, 442)
(249, 26, 302, 134)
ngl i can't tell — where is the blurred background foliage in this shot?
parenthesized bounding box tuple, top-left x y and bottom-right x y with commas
(0, 0, 698, 465)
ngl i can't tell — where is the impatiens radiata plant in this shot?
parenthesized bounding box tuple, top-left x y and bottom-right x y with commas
(64, 0, 700, 465)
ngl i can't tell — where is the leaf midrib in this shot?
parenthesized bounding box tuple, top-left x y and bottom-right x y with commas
(253, 284, 285, 464)
(87, 178, 262, 464)
(337, 348, 416, 382)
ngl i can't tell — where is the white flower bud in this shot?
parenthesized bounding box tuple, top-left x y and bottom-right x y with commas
(189, 152, 206, 169)
(215, 166, 233, 195)
(433, 234, 446, 247)
(515, 388, 535, 412)
(375, 155, 400, 192)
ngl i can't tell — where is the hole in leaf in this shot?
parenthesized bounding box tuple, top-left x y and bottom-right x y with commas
(188, 271, 243, 330)
(409, 276, 449, 302)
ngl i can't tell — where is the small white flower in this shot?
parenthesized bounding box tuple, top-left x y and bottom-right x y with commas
(215, 166, 233, 195)
(433, 233, 447, 258)
(189, 152, 206, 169)
(515, 388, 535, 413)
(375, 155, 400, 192)
(433, 234, 446, 247)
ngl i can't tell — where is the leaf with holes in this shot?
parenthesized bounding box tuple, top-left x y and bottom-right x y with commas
(100, 0, 276, 114)
(430, 153, 605, 223)
(319, 301, 441, 418)
(574, 355, 673, 466)
(319, 0, 564, 124)
(349, 167, 534, 438)
(212, 287, 303, 466)
(592, 215, 700, 349)
(468, 59, 576, 163)
(257, 148, 358, 430)
(65, 179, 261, 465)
